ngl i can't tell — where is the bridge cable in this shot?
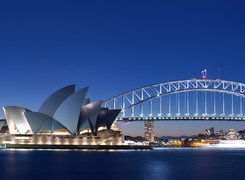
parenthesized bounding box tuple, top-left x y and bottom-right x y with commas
(205, 91, 207, 115)
(168, 95, 171, 116)
(222, 92, 225, 115)
(240, 96, 243, 115)
(187, 92, 189, 115)
(159, 96, 162, 116)
(214, 92, 216, 115)
(195, 91, 198, 115)
(231, 94, 234, 115)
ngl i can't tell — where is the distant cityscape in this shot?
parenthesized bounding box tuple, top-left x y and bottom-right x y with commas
(124, 121, 245, 147)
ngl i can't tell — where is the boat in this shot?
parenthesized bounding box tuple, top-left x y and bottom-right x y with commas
(209, 140, 245, 148)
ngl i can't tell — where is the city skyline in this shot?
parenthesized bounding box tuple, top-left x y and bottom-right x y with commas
(0, 0, 245, 136)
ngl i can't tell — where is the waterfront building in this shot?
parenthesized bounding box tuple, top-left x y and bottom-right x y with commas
(0, 85, 123, 146)
(225, 129, 239, 140)
(205, 127, 215, 137)
(144, 121, 154, 142)
(215, 130, 225, 139)
(238, 129, 245, 139)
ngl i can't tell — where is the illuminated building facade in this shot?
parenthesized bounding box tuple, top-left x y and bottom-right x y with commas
(0, 85, 123, 145)
(144, 121, 154, 142)
(225, 129, 239, 140)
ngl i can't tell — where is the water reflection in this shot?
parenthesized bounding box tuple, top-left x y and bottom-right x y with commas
(0, 149, 245, 180)
(146, 161, 170, 180)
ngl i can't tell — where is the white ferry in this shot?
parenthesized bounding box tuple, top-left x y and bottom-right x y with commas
(210, 140, 245, 148)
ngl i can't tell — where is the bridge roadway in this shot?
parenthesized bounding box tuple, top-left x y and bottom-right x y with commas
(117, 116, 245, 122)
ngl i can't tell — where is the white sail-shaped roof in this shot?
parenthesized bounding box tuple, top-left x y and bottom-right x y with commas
(24, 112, 52, 134)
(40, 118, 65, 131)
(83, 98, 90, 106)
(53, 87, 88, 134)
(3, 106, 32, 134)
(79, 101, 103, 133)
(2, 85, 121, 135)
(38, 85, 75, 116)
(0, 120, 5, 130)
(96, 108, 121, 132)
(103, 109, 121, 129)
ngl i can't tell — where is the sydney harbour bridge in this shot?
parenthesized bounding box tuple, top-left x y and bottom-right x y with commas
(104, 79, 245, 122)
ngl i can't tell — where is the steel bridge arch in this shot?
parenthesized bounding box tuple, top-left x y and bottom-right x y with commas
(126, 89, 245, 109)
(104, 79, 245, 120)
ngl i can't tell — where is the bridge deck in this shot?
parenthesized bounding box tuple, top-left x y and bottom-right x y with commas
(117, 116, 245, 122)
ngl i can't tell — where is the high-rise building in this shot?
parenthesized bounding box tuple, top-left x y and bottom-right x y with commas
(225, 129, 239, 140)
(205, 127, 215, 137)
(144, 121, 154, 142)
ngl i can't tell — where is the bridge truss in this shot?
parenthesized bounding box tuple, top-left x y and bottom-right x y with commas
(104, 79, 245, 121)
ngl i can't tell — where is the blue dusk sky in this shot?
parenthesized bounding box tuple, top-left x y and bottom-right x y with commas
(0, 0, 245, 136)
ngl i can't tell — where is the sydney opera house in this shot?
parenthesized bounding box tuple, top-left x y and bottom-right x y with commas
(0, 85, 123, 146)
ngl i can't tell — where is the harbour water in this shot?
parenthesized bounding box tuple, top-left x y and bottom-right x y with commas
(0, 148, 245, 180)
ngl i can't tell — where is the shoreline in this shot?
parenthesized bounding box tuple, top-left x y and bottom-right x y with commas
(0, 144, 153, 150)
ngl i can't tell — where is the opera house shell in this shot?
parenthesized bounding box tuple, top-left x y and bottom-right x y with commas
(0, 85, 122, 146)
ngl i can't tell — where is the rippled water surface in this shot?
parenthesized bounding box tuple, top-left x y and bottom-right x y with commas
(0, 148, 245, 180)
